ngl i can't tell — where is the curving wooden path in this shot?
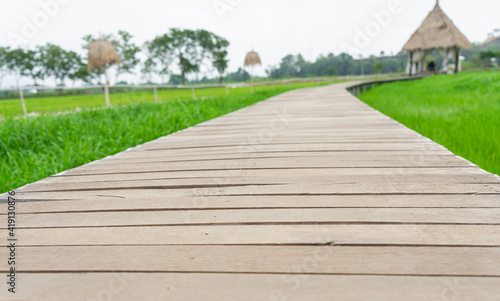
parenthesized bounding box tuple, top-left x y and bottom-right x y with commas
(2, 82, 500, 300)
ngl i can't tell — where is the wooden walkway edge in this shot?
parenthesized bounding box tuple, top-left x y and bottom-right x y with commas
(1, 82, 500, 300)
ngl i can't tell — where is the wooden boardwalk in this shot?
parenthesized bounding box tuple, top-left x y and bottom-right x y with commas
(2, 82, 500, 300)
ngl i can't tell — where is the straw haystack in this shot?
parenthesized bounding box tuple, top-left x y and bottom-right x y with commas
(87, 40, 120, 70)
(403, 0, 472, 74)
(244, 51, 261, 92)
(87, 39, 120, 106)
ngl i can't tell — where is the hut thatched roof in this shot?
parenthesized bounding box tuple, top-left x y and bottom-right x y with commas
(403, 1, 472, 52)
(87, 39, 121, 70)
(244, 51, 261, 67)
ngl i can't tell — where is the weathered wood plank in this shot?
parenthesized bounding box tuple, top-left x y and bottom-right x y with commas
(4, 246, 499, 276)
(4, 274, 499, 301)
(8, 225, 500, 246)
(7, 194, 500, 215)
(2, 208, 499, 229)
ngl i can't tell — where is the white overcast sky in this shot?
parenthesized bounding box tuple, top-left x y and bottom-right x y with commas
(0, 0, 498, 86)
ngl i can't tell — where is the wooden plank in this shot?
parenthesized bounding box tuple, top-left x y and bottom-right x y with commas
(130, 142, 447, 154)
(43, 163, 480, 178)
(46, 167, 488, 182)
(2, 208, 499, 228)
(99, 153, 457, 165)
(4, 246, 499, 276)
(8, 194, 500, 215)
(8, 225, 500, 246)
(34, 173, 498, 186)
(18, 183, 500, 196)
(4, 274, 499, 301)
(23, 176, 500, 193)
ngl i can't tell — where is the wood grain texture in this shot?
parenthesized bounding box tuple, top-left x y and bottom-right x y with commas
(1, 81, 499, 300)
(4, 274, 500, 301)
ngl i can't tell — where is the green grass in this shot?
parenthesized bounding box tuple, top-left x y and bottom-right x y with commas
(0, 84, 316, 193)
(0, 82, 330, 118)
(359, 71, 500, 175)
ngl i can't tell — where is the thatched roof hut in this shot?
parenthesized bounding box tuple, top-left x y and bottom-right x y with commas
(403, 0, 472, 74)
(87, 39, 120, 70)
(244, 51, 261, 67)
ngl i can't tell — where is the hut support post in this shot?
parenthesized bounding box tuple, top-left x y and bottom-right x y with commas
(409, 52, 413, 76)
(154, 87, 158, 103)
(455, 48, 460, 74)
(18, 86, 27, 117)
(419, 56, 425, 74)
(192, 87, 196, 99)
(104, 67, 110, 107)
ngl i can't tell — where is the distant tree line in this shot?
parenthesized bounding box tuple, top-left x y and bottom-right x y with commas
(0, 29, 230, 88)
(2, 30, 499, 89)
(265, 53, 407, 79)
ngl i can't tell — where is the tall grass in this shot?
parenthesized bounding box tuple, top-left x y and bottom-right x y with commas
(0, 88, 292, 193)
(359, 71, 500, 175)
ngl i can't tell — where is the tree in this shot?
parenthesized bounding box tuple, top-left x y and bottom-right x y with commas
(113, 30, 141, 83)
(140, 57, 156, 84)
(0, 47, 10, 88)
(192, 29, 212, 84)
(169, 28, 197, 85)
(145, 35, 174, 83)
(69, 61, 92, 85)
(147, 29, 229, 85)
(21, 48, 46, 87)
(5, 48, 29, 116)
(225, 68, 250, 82)
(208, 34, 230, 84)
(168, 74, 182, 85)
(39, 44, 81, 86)
(479, 50, 500, 60)
(4, 47, 46, 87)
(5, 48, 28, 86)
(373, 61, 384, 74)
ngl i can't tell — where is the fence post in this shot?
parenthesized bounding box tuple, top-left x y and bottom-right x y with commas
(18, 87, 27, 117)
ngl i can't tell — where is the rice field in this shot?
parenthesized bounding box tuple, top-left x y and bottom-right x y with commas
(0, 82, 329, 118)
(359, 71, 500, 176)
(0, 85, 311, 193)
